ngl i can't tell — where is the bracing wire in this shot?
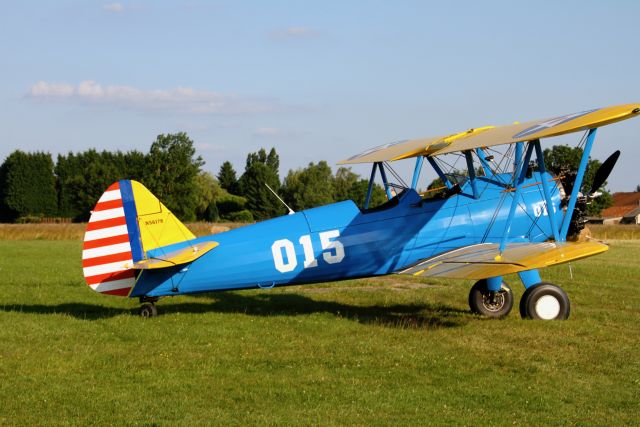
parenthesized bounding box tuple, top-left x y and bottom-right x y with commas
(577, 130, 588, 150)
(382, 161, 408, 188)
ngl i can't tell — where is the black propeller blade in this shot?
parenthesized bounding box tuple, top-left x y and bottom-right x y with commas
(589, 150, 620, 195)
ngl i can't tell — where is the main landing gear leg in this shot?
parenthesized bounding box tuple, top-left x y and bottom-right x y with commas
(468, 276, 514, 318)
(139, 296, 159, 318)
(518, 270, 570, 320)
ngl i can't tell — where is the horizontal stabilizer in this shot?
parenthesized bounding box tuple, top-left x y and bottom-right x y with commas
(131, 241, 219, 270)
(397, 240, 609, 280)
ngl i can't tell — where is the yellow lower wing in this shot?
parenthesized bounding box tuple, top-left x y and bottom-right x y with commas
(397, 241, 608, 280)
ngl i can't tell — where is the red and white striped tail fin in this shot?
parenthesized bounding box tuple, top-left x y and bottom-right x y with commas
(82, 182, 136, 297)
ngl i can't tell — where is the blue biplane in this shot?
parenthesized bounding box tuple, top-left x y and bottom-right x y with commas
(82, 104, 639, 319)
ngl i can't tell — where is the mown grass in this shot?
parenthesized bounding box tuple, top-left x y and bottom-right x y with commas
(0, 222, 245, 240)
(1, 222, 637, 241)
(588, 224, 640, 240)
(0, 240, 639, 426)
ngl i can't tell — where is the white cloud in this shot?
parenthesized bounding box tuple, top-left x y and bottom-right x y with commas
(270, 27, 319, 41)
(29, 80, 280, 114)
(30, 81, 74, 97)
(102, 2, 124, 13)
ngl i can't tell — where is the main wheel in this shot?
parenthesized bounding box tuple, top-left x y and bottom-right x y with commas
(139, 303, 158, 318)
(520, 282, 570, 320)
(468, 280, 514, 318)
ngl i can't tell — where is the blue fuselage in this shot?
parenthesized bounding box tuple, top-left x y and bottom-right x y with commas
(131, 172, 563, 298)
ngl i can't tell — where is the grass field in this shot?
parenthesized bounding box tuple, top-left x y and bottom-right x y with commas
(0, 222, 638, 241)
(0, 239, 639, 426)
(0, 222, 244, 241)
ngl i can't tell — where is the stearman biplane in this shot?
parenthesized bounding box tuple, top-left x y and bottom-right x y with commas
(82, 104, 639, 319)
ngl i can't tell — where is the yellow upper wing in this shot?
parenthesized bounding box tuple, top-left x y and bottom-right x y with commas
(339, 136, 443, 164)
(397, 240, 608, 280)
(339, 104, 640, 164)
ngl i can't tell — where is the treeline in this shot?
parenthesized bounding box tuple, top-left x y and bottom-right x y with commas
(0, 132, 385, 223)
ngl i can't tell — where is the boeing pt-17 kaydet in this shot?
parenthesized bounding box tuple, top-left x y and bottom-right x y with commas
(82, 104, 639, 319)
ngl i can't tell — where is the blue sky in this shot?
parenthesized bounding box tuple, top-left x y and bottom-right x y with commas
(1, 0, 639, 191)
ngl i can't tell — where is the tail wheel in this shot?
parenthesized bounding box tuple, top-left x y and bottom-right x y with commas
(468, 280, 514, 318)
(520, 283, 570, 320)
(139, 303, 158, 318)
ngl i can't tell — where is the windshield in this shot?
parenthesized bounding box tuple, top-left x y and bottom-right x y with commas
(361, 189, 407, 213)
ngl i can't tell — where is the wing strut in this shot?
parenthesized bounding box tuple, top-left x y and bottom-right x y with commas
(534, 139, 561, 242)
(499, 141, 534, 253)
(559, 128, 597, 240)
(363, 162, 395, 207)
(464, 151, 479, 199)
(377, 163, 394, 200)
(476, 148, 494, 177)
(364, 162, 378, 209)
(411, 155, 424, 189)
(426, 157, 453, 189)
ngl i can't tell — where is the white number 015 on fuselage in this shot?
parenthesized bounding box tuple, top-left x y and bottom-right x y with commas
(81, 104, 640, 319)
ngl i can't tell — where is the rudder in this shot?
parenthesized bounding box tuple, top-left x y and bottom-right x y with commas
(82, 180, 195, 297)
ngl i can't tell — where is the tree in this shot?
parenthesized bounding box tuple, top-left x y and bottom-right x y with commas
(55, 140, 199, 221)
(143, 132, 204, 221)
(344, 179, 387, 208)
(55, 150, 142, 221)
(217, 161, 239, 194)
(54, 152, 78, 218)
(422, 168, 466, 199)
(543, 145, 613, 216)
(333, 167, 360, 202)
(636, 184, 640, 192)
(0, 151, 57, 222)
(333, 167, 386, 208)
(203, 202, 219, 222)
(118, 150, 147, 181)
(424, 176, 445, 196)
(215, 192, 248, 219)
(282, 161, 335, 210)
(543, 145, 601, 194)
(266, 147, 279, 172)
(193, 171, 224, 220)
(238, 148, 283, 220)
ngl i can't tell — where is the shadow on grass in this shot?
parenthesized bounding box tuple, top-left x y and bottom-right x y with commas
(1, 303, 132, 320)
(182, 292, 468, 329)
(1, 292, 470, 329)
